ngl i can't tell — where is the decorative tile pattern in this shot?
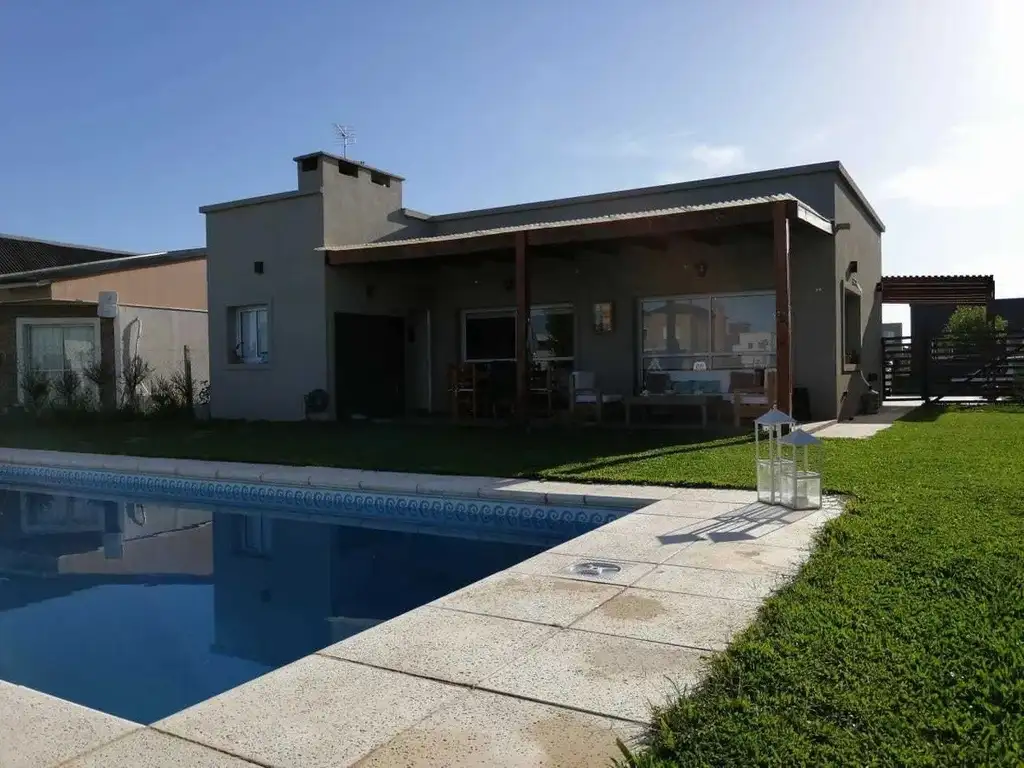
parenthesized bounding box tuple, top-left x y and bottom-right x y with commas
(0, 463, 625, 540)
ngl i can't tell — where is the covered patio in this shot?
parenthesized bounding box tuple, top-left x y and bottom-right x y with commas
(321, 194, 835, 425)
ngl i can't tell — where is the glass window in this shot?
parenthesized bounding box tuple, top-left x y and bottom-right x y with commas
(23, 323, 97, 378)
(463, 306, 575, 363)
(710, 294, 777, 369)
(530, 307, 574, 361)
(234, 306, 269, 364)
(464, 312, 516, 362)
(640, 293, 776, 379)
(843, 287, 862, 366)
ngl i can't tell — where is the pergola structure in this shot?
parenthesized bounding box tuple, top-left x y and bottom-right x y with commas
(324, 195, 835, 419)
(877, 275, 995, 306)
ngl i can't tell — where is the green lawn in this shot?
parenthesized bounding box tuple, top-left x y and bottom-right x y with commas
(1, 407, 1022, 764)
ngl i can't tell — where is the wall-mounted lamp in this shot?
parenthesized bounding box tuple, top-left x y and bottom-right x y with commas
(834, 222, 851, 232)
(847, 260, 859, 277)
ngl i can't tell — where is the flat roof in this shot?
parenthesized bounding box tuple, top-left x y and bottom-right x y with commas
(293, 151, 406, 182)
(322, 194, 832, 264)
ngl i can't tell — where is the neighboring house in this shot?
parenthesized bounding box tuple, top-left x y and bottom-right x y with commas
(0, 234, 207, 410)
(200, 152, 885, 422)
(882, 322, 903, 339)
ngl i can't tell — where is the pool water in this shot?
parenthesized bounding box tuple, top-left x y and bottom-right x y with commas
(0, 483, 592, 724)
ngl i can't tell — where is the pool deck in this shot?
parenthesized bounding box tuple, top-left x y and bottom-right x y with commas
(0, 448, 843, 768)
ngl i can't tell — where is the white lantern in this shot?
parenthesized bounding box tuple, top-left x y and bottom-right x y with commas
(753, 406, 796, 505)
(778, 428, 823, 510)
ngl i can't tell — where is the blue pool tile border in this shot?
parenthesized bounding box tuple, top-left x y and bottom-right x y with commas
(0, 463, 628, 540)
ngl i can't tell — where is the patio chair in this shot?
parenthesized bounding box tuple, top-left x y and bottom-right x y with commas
(730, 368, 776, 427)
(449, 363, 479, 421)
(530, 364, 556, 416)
(570, 370, 622, 423)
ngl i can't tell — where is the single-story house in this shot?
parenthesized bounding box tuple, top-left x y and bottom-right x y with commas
(200, 152, 885, 422)
(0, 234, 208, 410)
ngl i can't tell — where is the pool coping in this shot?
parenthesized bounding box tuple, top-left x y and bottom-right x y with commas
(0, 448, 844, 767)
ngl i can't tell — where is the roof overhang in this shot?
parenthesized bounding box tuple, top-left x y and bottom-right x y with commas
(878, 275, 995, 305)
(321, 196, 832, 266)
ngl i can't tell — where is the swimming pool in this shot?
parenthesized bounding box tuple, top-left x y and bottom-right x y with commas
(0, 468, 624, 724)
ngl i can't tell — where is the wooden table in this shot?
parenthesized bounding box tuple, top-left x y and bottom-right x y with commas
(624, 394, 720, 428)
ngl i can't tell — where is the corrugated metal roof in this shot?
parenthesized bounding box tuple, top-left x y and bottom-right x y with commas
(322, 193, 818, 252)
(0, 247, 206, 285)
(0, 234, 137, 275)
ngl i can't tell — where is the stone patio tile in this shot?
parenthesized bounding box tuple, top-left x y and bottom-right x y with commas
(511, 551, 655, 586)
(156, 655, 462, 768)
(214, 463, 272, 482)
(97, 454, 142, 472)
(258, 466, 315, 485)
(633, 497, 746, 520)
(755, 509, 838, 550)
(320, 606, 556, 685)
(135, 457, 182, 476)
(664, 540, 810, 575)
(357, 470, 440, 493)
(353, 689, 642, 768)
(583, 484, 680, 507)
(0, 681, 140, 768)
(305, 466, 365, 489)
(420, 475, 497, 497)
(550, 513, 697, 564)
(669, 487, 758, 505)
(634, 564, 784, 602)
(62, 729, 260, 767)
(482, 628, 707, 723)
(572, 587, 760, 651)
(433, 572, 621, 626)
(166, 458, 227, 479)
(477, 480, 550, 503)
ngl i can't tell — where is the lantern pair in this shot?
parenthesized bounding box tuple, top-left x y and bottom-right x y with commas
(754, 407, 822, 510)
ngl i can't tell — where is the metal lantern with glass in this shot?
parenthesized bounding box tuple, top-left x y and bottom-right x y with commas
(753, 406, 796, 505)
(778, 428, 823, 510)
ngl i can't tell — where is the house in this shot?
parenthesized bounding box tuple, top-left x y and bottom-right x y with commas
(200, 152, 885, 422)
(0, 234, 208, 410)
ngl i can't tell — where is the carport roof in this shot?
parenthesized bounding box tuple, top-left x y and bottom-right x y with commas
(879, 275, 995, 305)
(320, 193, 833, 264)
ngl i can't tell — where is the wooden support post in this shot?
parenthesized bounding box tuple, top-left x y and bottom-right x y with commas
(772, 202, 793, 415)
(515, 231, 531, 420)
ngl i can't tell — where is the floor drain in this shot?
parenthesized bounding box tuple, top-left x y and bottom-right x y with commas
(569, 561, 622, 577)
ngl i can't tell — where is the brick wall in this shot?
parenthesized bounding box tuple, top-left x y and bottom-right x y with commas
(0, 304, 115, 409)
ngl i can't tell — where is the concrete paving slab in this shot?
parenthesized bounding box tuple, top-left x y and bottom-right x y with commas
(356, 470, 439, 494)
(572, 587, 760, 651)
(664, 540, 810, 575)
(669, 487, 758, 504)
(510, 551, 655, 586)
(258, 466, 316, 485)
(304, 466, 365, 489)
(61, 729, 261, 767)
(755, 509, 839, 550)
(481, 628, 706, 722)
(634, 564, 783, 603)
(0, 681, 140, 768)
(812, 422, 892, 439)
(135, 457, 186, 476)
(214, 462, 274, 482)
(433, 572, 622, 627)
(320, 606, 556, 685)
(551, 513, 697, 564)
(156, 655, 462, 768)
(633, 497, 747, 520)
(352, 689, 642, 768)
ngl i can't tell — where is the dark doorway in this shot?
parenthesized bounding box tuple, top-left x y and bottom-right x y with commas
(334, 313, 406, 418)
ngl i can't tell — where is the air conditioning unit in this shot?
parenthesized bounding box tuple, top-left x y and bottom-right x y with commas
(98, 291, 118, 319)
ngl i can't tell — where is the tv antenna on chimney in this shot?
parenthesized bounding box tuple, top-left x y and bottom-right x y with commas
(333, 124, 357, 158)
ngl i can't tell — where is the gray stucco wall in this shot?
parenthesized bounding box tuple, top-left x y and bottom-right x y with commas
(834, 183, 883, 419)
(116, 305, 209, 388)
(205, 193, 326, 421)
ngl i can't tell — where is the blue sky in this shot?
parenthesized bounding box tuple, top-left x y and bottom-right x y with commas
(1, 0, 1020, 328)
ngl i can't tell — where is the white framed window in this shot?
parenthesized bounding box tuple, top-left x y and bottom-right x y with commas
(640, 292, 776, 380)
(232, 305, 269, 364)
(461, 305, 575, 364)
(15, 318, 101, 402)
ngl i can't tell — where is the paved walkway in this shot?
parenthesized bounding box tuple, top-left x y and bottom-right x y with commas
(0, 449, 843, 768)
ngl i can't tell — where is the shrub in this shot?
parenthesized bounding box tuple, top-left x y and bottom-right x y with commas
(19, 369, 51, 412)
